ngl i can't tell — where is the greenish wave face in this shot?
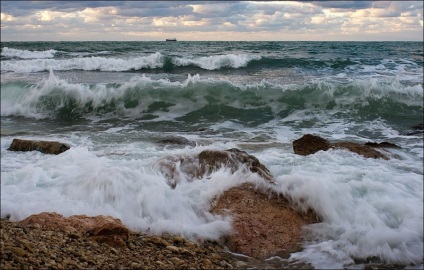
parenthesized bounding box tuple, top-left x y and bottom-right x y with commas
(1, 76, 422, 131)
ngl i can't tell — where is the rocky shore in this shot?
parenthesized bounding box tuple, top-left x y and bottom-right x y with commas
(1, 216, 238, 270)
(2, 135, 411, 269)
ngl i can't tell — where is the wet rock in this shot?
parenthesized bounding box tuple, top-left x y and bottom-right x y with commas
(211, 183, 319, 260)
(364, 141, 400, 148)
(333, 142, 389, 160)
(293, 134, 394, 160)
(18, 212, 129, 248)
(8, 138, 70, 155)
(0, 218, 248, 270)
(157, 136, 195, 147)
(198, 148, 274, 183)
(153, 148, 274, 188)
(403, 123, 423, 136)
(292, 134, 331, 156)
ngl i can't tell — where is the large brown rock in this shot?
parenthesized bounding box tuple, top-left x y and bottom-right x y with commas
(293, 134, 394, 160)
(198, 148, 273, 182)
(292, 134, 332, 156)
(154, 148, 274, 188)
(211, 183, 319, 260)
(18, 212, 129, 247)
(333, 142, 389, 160)
(8, 138, 70, 155)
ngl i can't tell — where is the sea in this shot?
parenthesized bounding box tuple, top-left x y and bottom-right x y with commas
(1, 41, 423, 269)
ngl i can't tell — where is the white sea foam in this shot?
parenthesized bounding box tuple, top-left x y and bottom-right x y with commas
(1, 47, 57, 59)
(1, 52, 164, 72)
(1, 70, 422, 123)
(0, 142, 257, 239)
(259, 148, 423, 268)
(1, 132, 422, 267)
(1, 41, 422, 269)
(0, 71, 205, 119)
(173, 54, 261, 70)
(1, 53, 262, 72)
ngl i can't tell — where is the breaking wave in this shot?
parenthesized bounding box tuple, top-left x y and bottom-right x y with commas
(1, 70, 422, 124)
(1, 47, 57, 59)
(1, 52, 261, 72)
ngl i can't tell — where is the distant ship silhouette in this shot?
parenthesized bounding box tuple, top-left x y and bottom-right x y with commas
(166, 38, 177, 41)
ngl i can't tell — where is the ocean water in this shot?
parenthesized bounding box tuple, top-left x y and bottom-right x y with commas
(1, 41, 423, 269)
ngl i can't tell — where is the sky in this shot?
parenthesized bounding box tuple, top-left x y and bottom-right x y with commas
(1, 1, 423, 41)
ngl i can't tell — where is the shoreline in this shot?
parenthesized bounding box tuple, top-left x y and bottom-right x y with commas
(1, 216, 240, 269)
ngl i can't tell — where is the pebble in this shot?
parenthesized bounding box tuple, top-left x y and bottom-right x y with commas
(1, 218, 238, 269)
(235, 260, 248, 268)
(166, 245, 180, 253)
(131, 262, 142, 268)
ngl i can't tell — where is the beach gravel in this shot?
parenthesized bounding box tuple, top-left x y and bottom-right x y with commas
(0, 217, 238, 269)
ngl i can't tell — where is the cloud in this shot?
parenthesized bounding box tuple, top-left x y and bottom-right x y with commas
(0, 1, 422, 41)
(308, 1, 373, 10)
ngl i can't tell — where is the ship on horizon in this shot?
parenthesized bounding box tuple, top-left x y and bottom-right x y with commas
(166, 38, 177, 41)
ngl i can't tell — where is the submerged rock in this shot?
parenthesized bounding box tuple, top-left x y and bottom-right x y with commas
(292, 134, 398, 160)
(157, 136, 195, 147)
(153, 148, 274, 188)
(364, 141, 400, 148)
(18, 212, 129, 247)
(333, 142, 389, 160)
(211, 183, 319, 260)
(403, 123, 423, 136)
(8, 138, 70, 155)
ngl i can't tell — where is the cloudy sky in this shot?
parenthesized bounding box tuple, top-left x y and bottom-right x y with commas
(1, 1, 423, 41)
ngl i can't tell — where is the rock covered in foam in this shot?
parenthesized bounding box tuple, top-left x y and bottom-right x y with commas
(18, 212, 129, 247)
(198, 148, 273, 182)
(403, 123, 423, 136)
(8, 138, 70, 155)
(153, 148, 274, 188)
(332, 142, 389, 160)
(211, 183, 319, 259)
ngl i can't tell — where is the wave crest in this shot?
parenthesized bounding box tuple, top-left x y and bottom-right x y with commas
(1, 52, 262, 72)
(1, 47, 57, 59)
(1, 71, 422, 123)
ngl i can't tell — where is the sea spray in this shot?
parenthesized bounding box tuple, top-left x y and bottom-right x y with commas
(1, 47, 57, 59)
(1, 41, 422, 269)
(264, 149, 423, 268)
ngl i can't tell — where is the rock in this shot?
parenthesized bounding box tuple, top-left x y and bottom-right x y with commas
(17, 212, 129, 248)
(292, 134, 331, 156)
(153, 148, 274, 188)
(364, 142, 400, 148)
(333, 142, 389, 160)
(166, 245, 180, 253)
(403, 123, 423, 136)
(8, 139, 70, 155)
(169, 256, 185, 266)
(173, 236, 185, 244)
(198, 148, 274, 183)
(293, 134, 392, 160)
(210, 183, 319, 260)
(131, 262, 142, 268)
(157, 136, 195, 147)
(6, 246, 27, 257)
(235, 260, 248, 268)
